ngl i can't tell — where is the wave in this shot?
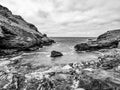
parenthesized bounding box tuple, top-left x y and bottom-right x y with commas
(63, 52, 67, 55)
(46, 55, 50, 57)
(56, 43, 61, 46)
(37, 52, 49, 54)
(9, 55, 22, 61)
(69, 46, 74, 50)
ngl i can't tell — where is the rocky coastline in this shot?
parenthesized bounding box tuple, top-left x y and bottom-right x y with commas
(0, 4, 120, 90)
(1, 49, 120, 90)
(0, 5, 55, 56)
(74, 30, 120, 52)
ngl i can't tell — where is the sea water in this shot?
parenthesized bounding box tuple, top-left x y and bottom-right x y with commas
(21, 37, 98, 66)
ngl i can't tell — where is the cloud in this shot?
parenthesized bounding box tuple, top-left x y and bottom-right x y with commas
(0, 0, 120, 37)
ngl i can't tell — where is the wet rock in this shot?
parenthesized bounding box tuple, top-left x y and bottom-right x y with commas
(0, 49, 18, 55)
(42, 34, 55, 46)
(24, 46, 40, 51)
(51, 51, 63, 57)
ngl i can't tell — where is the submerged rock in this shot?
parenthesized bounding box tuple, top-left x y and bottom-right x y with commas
(0, 5, 54, 55)
(51, 51, 63, 57)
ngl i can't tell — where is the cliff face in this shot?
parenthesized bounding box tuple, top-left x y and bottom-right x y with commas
(0, 5, 54, 55)
(74, 29, 120, 51)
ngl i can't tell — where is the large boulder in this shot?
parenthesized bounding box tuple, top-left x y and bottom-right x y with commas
(0, 5, 54, 55)
(51, 51, 63, 57)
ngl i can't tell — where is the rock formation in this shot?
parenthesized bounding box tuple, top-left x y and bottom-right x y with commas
(0, 5, 54, 55)
(75, 40, 119, 51)
(74, 29, 120, 51)
(97, 29, 120, 42)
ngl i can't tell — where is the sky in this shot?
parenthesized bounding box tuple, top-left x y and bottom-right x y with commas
(0, 0, 120, 37)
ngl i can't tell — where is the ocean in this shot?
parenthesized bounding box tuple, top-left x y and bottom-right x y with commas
(21, 37, 98, 66)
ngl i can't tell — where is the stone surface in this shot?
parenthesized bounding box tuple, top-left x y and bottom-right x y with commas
(0, 49, 120, 90)
(0, 5, 54, 55)
(51, 50, 63, 57)
(74, 29, 120, 51)
(75, 40, 119, 51)
(1, 4, 120, 90)
(97, 29, 120, 42)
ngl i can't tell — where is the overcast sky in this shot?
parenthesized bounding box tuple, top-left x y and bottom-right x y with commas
(0, 0, 120, 37)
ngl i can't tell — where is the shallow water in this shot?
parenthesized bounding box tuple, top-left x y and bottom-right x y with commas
(18, 37, 98, 66)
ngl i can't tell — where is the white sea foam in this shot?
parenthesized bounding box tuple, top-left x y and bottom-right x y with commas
(10, 56, 22, 61)
(37, 52, 49, 54)
(56, 43, 60, 46)
(70, 52, 74, 55)
(69, 46, 74, 50)
(63, 52, 67, 55)
(46, 55, 50, 57)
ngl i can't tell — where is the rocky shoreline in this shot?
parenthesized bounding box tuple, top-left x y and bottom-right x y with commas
(0, 49, 120, 90)
(74, 30, 120, 52)
(0, 5, 55, 56)
(1, 4, 120, 90)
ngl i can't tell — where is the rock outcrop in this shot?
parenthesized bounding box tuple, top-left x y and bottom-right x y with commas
(75, 40, 119, 51)
(0, 5, 54, 55)
(97, 29, 120, 42)
(75, 29, 120, 51)
(51, 50, 63, 57)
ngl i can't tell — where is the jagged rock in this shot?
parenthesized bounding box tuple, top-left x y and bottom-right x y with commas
(0, 4, 54, 55)
(74, 40, 119, 51)
(74, 29, 120, 51)
(42, 34, 55, 46)
(51, 51, 63, 57)
(97, 29, 120, 42)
